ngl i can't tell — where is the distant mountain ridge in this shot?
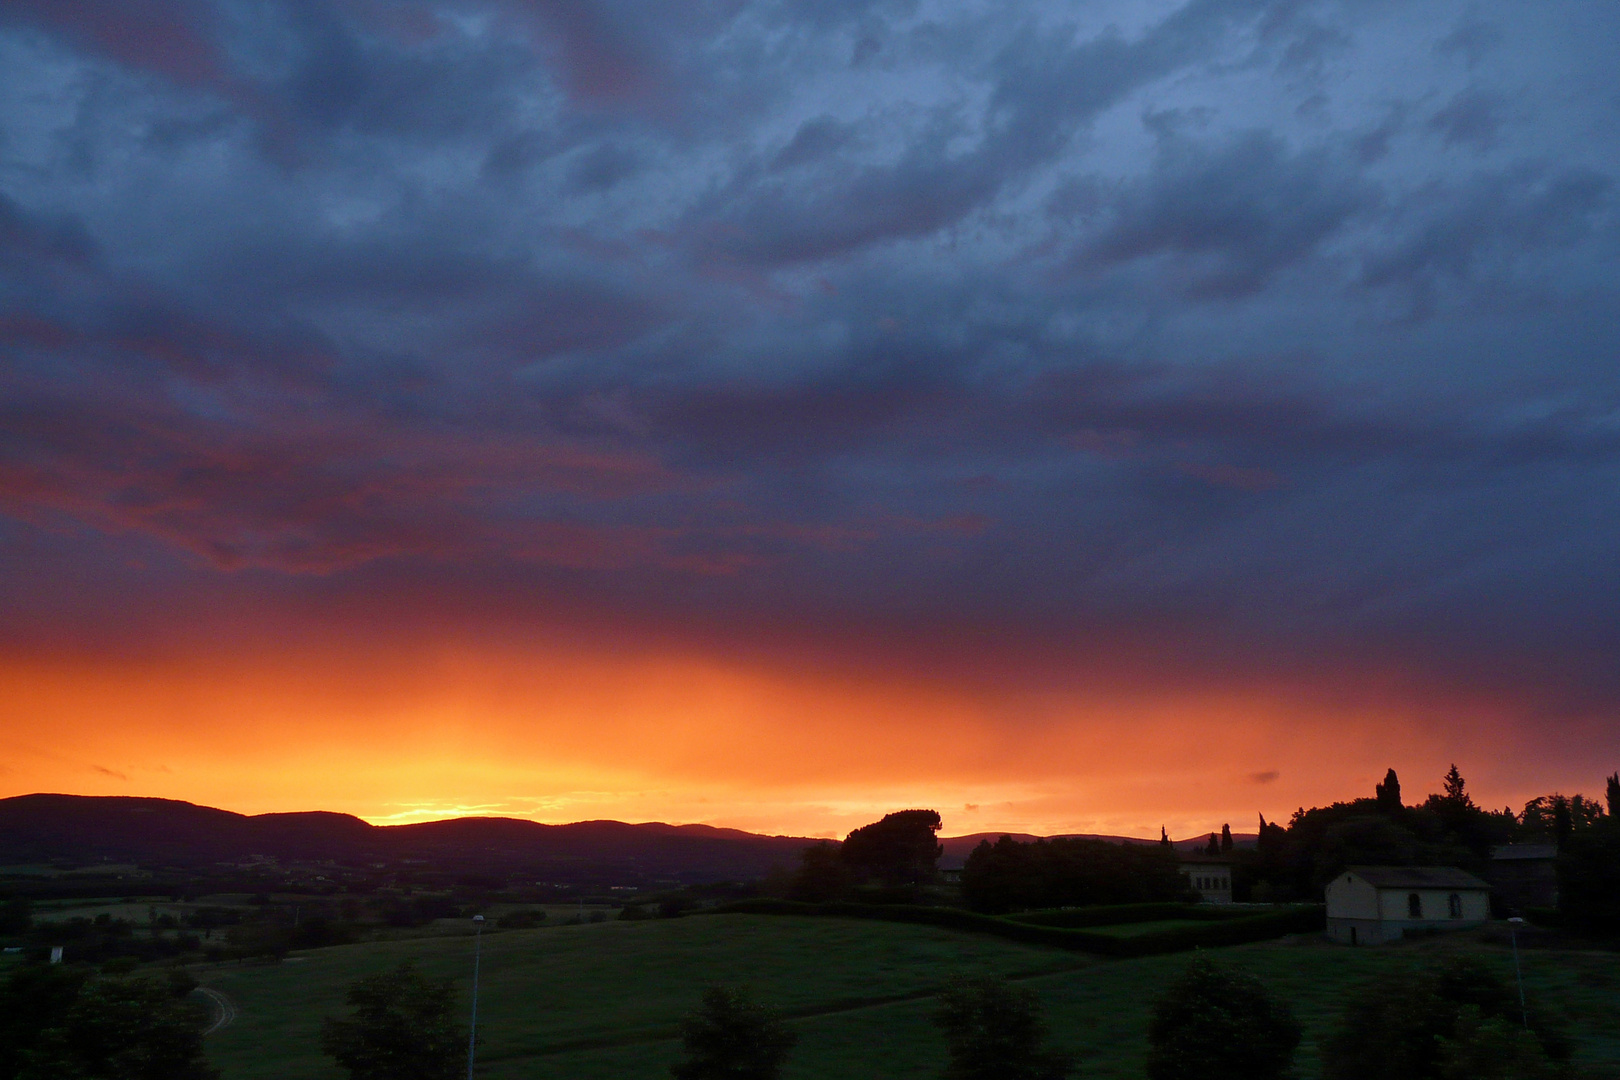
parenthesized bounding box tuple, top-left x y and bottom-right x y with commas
(0, 794, 1257, 880)
(0, 794, 819, 882)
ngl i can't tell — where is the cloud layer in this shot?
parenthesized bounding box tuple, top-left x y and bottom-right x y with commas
(2, 0, 1617, 827)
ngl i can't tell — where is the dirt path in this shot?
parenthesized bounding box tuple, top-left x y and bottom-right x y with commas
(195, 986, 238, 1035)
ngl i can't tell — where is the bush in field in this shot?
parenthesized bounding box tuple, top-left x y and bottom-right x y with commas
(934, 975, 1071, 1080)
(321, 962, 465, 1080)
(1437, 1008, 1567, 1080)
(1, 965, 217, 1080)
(1147, 959, 1298, 1080)
(1322, 956, 1570, 1080)
(670, 987, 796, 1080)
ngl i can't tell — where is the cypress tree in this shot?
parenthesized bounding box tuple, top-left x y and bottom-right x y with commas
(1375, 769, 1402, 812)
(1220, 824, 1233, 853)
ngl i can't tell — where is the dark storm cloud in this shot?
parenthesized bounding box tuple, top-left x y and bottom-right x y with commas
(2, 0, 1619, 713)
(1076, 129, 1378, 297)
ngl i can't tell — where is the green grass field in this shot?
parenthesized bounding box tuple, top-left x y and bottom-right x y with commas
(199, 914, 1620, 1080)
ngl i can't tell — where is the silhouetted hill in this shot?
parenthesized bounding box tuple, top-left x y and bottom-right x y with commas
(0, 794, 817, 882)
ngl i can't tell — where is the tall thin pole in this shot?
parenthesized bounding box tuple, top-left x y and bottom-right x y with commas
(467, 915, 485, 1080)
(1508, 917, 1527, 1028)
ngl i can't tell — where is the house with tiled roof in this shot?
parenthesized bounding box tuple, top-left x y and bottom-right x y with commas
(1325, 866, 1491, 945)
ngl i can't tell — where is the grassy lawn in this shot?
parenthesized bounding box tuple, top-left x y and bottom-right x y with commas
(199, 914, 1620, 1080)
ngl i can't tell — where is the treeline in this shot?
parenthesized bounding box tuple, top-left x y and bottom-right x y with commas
(775, 809, 946, 903)
(776, 764, 1620, 934)
(959, 836, 1187, 914)
(1231, 765, 1620, 930)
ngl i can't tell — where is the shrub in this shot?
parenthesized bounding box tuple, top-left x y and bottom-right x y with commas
(1437, 1008, 1568, 1080)
(670, 987, 796, 1080)
(934, 976, 1071, 1080)
(320, 962, 466, 1080)
(1322, 956, 1570, 1080)
(1146, 959, 1299, 1080)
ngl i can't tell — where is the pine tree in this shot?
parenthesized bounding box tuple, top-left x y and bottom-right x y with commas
(1442, 764, 1472, 806)
(1160, 827, 1171, 847)
(1205, 833, 1220, 856)
(1376, 768, 1402, 812)
(1606, 773, 1620, 818)
(1220, 824, 1233, 853)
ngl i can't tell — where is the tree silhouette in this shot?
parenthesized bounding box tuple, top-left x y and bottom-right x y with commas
(841, 810, 943, 885)
(1220, 824, 1233, 853)
(1442, 765, 1471, 806)
(1376, 769, 1402, 812)
(1160, 826, 1171, 847)
(8, 969, 218, 1080)
(321, 962, 464, 1080)
(1606, 772, 1620, 818)
(670, 987, 795, 1080)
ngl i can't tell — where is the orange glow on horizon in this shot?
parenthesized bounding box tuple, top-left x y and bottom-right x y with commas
(1, 631, 1593, 841)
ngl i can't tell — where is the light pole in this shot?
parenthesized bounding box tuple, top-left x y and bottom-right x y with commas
(467, 914, 485, 1080)
(1507, 916, 1527, 1028)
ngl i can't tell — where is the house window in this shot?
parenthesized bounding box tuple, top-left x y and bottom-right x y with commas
(1448, 893, 1462, 918)
(1408, 893, 1422, 918)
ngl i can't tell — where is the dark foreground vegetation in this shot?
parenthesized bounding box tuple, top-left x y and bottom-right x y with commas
(0, 764, 1616, 1078)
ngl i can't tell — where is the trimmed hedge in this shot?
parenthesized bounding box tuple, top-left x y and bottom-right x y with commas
(705, 899, 1325, 958)
(1008, 903, 1261, 928)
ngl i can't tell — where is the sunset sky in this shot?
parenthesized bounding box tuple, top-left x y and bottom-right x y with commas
(2, 0, 1617, 840)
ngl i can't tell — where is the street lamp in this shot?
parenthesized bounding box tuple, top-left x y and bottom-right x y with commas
(1507, 916, 1527, 1028)
(467, 914, 485, 1080)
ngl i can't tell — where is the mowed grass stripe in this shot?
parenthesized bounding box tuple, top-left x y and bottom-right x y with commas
(201, 914, 1085, 1079)
(200, 914, 1620, 1080)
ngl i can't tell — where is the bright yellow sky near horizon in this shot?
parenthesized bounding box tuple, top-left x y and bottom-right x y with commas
(0, 629, 1578, 841)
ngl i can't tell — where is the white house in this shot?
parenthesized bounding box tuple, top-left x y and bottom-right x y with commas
(1325, 866, 1491, 945)
(1178, 853, 1233, 904)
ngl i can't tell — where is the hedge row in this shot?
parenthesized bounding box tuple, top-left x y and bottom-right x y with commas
(706, 899, 1325, 957)
(1007, 902, 1261, 928)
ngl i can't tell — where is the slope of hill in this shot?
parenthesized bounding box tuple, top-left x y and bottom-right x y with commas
(0, 794, 816, 882)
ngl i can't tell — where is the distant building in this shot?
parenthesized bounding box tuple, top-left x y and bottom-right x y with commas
(1488, 843, 1559, 912)
(1325, 866, 1491, 945)
(1178, 853, 1233, 904)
